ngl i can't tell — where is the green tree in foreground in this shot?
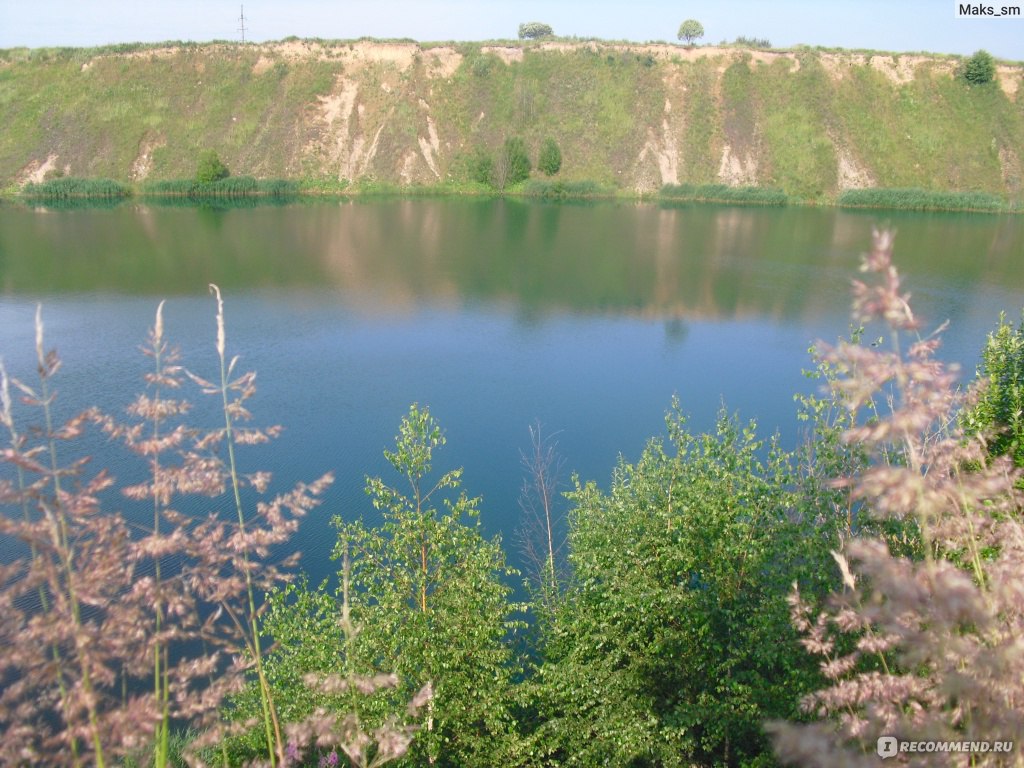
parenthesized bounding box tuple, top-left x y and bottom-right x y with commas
(962, 310, 1024, 466)
(962, 49, 996, 84)
(677, 19, 704, 45)
(537, 138, 562, 177)
(337, 404, 523, 766)
(196, 150, 230, 183)
(527, 403, 844, 766)
(519, 22, 554, 39)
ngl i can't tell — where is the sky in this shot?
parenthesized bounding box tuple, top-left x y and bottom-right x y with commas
(0, 0, 1020, 60)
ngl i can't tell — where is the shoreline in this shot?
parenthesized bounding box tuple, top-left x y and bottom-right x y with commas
(6, 178, 1021, 214)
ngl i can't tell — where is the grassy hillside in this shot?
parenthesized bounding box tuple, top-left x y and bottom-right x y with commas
(1, 39, 1022, 202)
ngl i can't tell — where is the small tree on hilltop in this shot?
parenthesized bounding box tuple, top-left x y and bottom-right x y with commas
(677, 19, 704, 45)
(195, 150, 229, 183)
(538, 138, 562, 177)
(519, 22, 554, 40)
(962, 49, 996, 84)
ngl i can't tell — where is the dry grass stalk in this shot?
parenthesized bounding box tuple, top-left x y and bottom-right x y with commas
(1, 295, 332, 766)
(769, 229, 1024, 766)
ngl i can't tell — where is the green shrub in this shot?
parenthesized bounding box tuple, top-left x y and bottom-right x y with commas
(195, 150, 230, 183)
(963, 311, 1024, 466)
(492, 137, 531, 191)
(962, 49, 996, 85)
(537, 137, 562, 176)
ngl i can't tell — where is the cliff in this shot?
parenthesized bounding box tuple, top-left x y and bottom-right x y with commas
(2, 39, 1022, 200)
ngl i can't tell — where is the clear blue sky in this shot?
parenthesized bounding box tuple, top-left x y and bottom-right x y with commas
(1, 1, 1020, 59)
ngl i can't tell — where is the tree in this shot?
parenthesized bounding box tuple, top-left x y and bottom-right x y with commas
(537, 138, 562, 177)
(677, 19, 704, 45)
(492, 137, 531, 191)
(530, 403, 842, 766)
(518, 22, 553, 39)
(962, 49, 996, 84)
(335, 404, 523, 766)
(195, 150, 229, 183)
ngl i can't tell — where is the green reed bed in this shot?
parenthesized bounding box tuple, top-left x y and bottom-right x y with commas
(521, 180, 611, 200)
(837, 187, 1008, 212)
(141, 177, 299, 200)
(20, 177, 132, 200)
(659, 183, 789, 206)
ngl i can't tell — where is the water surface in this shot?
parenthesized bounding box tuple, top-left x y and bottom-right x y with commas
(1, 198, 1022, 580)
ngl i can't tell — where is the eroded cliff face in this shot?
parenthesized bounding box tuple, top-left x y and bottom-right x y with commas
(3, 39, 1022, 198)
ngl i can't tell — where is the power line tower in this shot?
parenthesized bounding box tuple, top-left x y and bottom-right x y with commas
(238, 5, 248, 44)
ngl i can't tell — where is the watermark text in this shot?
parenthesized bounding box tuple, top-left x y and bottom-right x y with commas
(878, 736, 1015, 759)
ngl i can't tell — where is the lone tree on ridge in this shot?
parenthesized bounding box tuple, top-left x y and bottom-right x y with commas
(519, 22, 554, 39)
(677, 19, 704, 45)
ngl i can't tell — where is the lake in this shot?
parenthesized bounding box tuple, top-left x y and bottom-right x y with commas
(1, 198, 1022, 581)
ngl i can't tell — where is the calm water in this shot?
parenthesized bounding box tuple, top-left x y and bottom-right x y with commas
(1, 198, 1022, 579)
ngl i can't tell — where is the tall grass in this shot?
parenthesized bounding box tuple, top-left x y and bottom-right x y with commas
(521, 179, 609, 199)
(660, 183, 789, 206)
(838, 186, 1007, 212)
(21, 177, 132, 200)
(141, 177, 299, 199)
(0, 294, 332, 765)
(769, 229, 1024, 766)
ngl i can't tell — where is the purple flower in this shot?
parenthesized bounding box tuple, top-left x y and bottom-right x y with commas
(319, 752, 339, 768)
(285, 741, 300, 762)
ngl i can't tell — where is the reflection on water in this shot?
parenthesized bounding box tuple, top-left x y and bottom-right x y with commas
(3, 199, 1022, 326)
(0, 199, 1022, 580)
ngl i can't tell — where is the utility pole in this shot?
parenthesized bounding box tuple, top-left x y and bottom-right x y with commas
(238, 5, 248, 44)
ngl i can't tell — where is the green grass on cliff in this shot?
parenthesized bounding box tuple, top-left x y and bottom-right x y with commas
(0, 40, 1021, 203)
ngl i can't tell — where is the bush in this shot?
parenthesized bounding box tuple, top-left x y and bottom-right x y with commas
(492, 137, 531, 191)
(962, 310, 1024, 466)
(195, 150, 229, 183)
(518, 21, 553, 39)
(962, 49, 996, 84)
(537, 137, 562, 176)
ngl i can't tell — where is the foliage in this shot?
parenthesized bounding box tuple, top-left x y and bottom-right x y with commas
(195, 150, 230, 184)
(142, 177, 299, 199)
(20, 177, 131, 199)
(527, 401, 847, 766)
(837, 187, 1006, 212)
(492, 137, 532, 191)
(677, 19, 705, 45)
(518, 22, 554, 40)
(467, 149, 495, 186)
(537, 138, 562, 177)
(962, 49, 996, 85)
(734, 35, 772, 49)
(334, 404, 524, 767)
(962, 310, 1024, 467)
(660, 183, 789, 206)
(769, 229, 1024, 767)
(521, 179, 606, 199)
